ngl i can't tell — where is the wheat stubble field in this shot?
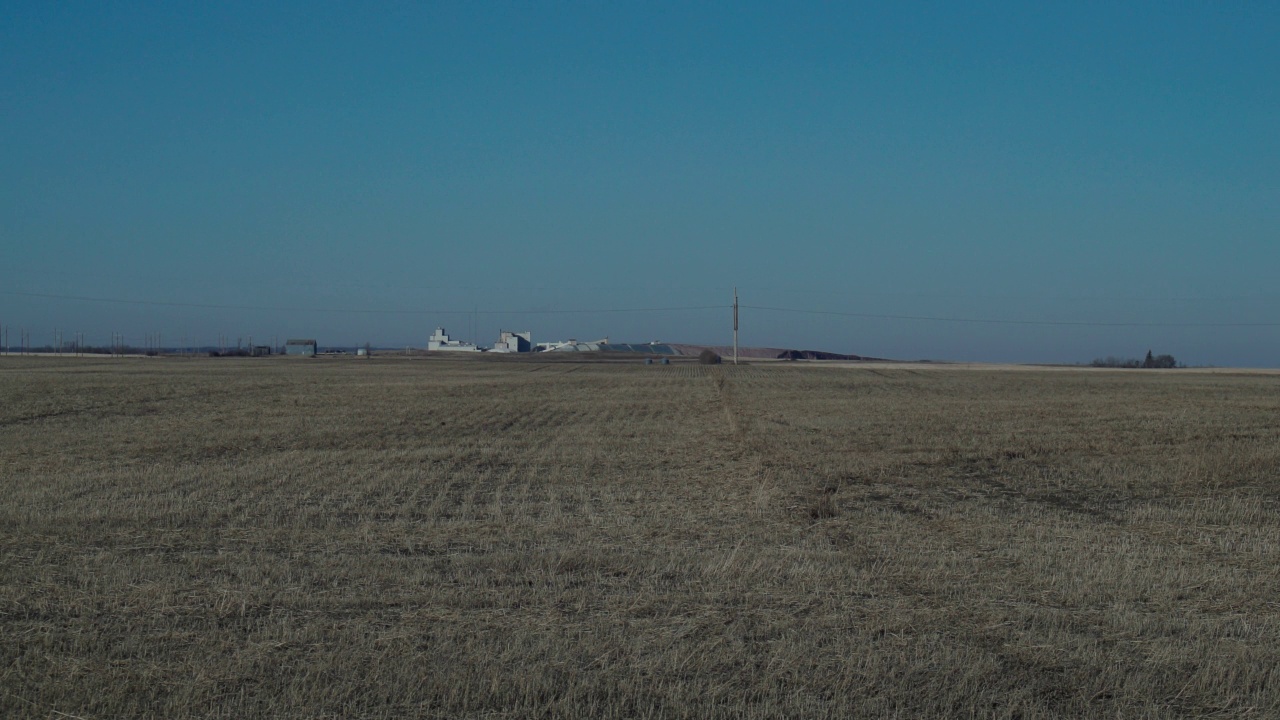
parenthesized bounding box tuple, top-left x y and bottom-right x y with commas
(3, 356, 1280, 718)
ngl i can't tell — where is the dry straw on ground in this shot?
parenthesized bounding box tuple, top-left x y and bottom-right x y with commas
(3, 355, 1280, 718)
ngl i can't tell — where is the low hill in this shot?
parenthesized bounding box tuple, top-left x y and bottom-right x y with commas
(667, 344, 888, 361)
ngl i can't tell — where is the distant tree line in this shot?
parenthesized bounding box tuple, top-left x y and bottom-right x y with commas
(1091, 350, 1180, 369)
(20, 344, 127, 355)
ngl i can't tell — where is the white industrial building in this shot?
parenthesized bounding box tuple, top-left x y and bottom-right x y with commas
(428, 327, 479, 352)
(539, 337, 608, 352)
(491, 330, 532, 353)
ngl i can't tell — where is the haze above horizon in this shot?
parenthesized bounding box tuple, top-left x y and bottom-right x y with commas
(3, 2, 1277, 366)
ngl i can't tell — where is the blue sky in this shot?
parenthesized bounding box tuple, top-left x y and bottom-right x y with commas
(3, 2, 1277, 364)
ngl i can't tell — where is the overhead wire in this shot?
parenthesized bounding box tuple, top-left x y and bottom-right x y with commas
(0, 290, 728, 316)
(4, 289, 1274, 329)
(742, 305, 1280, 328)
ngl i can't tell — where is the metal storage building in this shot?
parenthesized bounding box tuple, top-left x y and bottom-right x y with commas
(285, 339, 317, 356)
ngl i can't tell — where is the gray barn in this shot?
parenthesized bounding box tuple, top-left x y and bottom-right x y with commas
(285, 339, 317, 357)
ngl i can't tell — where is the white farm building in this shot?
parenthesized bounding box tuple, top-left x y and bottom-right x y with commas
(491, 330, 532, 353)
(428, 327, 479, 352)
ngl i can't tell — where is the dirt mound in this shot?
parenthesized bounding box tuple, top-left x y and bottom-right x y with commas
(669, 344, 883, 361)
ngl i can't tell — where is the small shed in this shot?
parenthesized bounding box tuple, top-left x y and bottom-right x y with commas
(285, 339, 317, 357)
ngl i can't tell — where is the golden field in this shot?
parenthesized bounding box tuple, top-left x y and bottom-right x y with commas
(3, 355, 1280, 718)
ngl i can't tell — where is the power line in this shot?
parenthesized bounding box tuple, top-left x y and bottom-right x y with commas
(742, 286, 1280, 304)
(6, 288, 1273, 329)
(742, 305, 1280, 329)
(90, 276, 1280, 304)
(0, 290, 727, 316)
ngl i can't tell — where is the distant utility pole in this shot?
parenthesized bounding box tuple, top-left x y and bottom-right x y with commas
(733, 287, 739, 366)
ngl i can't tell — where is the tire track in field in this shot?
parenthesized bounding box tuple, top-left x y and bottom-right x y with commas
(724, 369, 1249, 705)
(715, 368, 1143, 700)
(707, 369, 1010, 615)
(413, 365, 639, 527)
(0, 382, 276, 427)
(702, 367, 791, 526)
(849, 479, 1280, 706)
(464, 374, 612, 523)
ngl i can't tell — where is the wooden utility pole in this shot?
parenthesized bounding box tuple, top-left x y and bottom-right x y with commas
(733, 287, 739, 366)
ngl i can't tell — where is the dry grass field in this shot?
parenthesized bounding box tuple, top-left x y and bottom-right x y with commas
(3, 355, 1280, 718)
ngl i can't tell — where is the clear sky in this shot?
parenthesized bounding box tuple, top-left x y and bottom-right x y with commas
(3, 1, 1277, 365)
